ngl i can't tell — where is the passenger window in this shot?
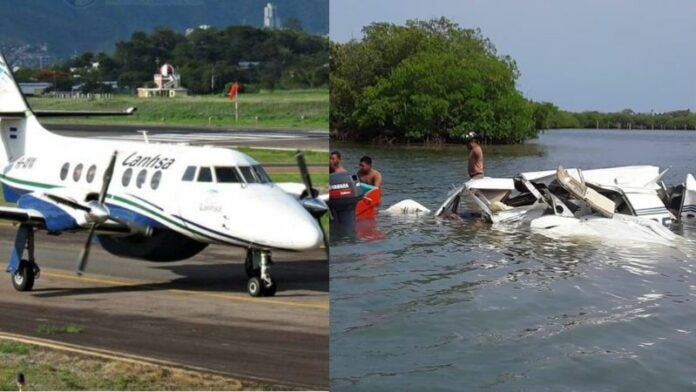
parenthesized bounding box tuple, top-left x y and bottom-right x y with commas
(239, 166, 258, 183)
(197, 167, 213, 182)
(182, 166, 196, 181)
(122, 168, 133, 187)
(73, 163, 83, 182)
(86, 165, 97, 183)
(151, 171, 162, 190)
(136, 169, 147, 188)
(253, 165, 272, 184)
(215, 167, 242, 183)
(60, 162, 70, 181)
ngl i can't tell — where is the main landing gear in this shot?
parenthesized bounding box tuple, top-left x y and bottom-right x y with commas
(244, 249, 276, 297)
(7, 225, 40, 292)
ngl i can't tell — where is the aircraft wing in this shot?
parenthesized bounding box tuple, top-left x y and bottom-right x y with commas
(0, 205, 45, 226)
(0, 197, 131, 234)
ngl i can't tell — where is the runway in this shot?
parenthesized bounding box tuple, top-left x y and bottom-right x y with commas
(0, 226, 328, 389)
(45, 124, 328, 151)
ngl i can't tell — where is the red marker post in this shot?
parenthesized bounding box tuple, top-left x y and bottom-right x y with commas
(228, 82, 240, 122)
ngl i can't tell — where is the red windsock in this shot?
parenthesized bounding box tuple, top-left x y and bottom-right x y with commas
(228, 83, 239, 101)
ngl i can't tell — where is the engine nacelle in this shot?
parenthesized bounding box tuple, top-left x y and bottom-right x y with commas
(97, 229, 208, 262)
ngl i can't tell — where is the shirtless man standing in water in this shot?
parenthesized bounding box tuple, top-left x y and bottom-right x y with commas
(357, 155, 383, 188)
(467, 134, 484, 179)
(330, 150, 347, 174)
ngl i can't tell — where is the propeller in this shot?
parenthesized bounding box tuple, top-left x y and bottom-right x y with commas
(296, 150, 329, 258)
(76, 151, 118, 275)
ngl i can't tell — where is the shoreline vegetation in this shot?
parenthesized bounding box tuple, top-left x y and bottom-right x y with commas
(330, 17, 695, 145)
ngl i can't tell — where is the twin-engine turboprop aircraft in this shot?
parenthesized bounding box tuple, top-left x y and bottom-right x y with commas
(0, 53, 327, 297)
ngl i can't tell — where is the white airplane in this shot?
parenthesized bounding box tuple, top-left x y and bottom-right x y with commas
(0, 53, 328, 297)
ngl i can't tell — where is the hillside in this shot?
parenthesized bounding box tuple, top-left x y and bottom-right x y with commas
(0, 0, 328, 65)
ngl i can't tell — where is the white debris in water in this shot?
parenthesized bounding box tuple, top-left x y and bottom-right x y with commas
(637, 293, 665, 302)
(385, 199, 431, 215)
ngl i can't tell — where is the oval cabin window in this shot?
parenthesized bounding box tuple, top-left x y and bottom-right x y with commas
(60, 163, 70, 181)
(151, 171, 162, 190)
(136, 169, 147, 188)
(73, 164, 83, 182)
(86, 165, 97, 183)
(122, 168, 133, 187)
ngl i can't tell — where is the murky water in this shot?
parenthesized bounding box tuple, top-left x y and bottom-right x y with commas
(331, 129, 696, 391)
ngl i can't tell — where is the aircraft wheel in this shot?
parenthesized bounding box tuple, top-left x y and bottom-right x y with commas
(247, 277, 264, 297)
(12, 260, 35, 292)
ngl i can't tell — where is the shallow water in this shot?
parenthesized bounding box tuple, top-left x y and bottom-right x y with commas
(331, 129, 696, 391)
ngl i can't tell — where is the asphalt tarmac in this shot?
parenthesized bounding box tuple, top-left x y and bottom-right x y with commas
(46, 123, 328, 151)
(0, 225, 328, 390)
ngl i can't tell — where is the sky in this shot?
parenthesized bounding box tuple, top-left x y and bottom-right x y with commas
(330, 0, 696, 113)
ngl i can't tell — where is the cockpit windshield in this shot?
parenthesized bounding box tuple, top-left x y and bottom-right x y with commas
(253, 165, 272, 183)
(215, 167, 242, 183)
(187, 165, 272, 184)
(232, 165, 272, 184)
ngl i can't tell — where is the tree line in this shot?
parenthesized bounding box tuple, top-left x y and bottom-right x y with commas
(331, 18, 695, 145)
(535, 105, 696, 131)
(15, 25, 329, 94)
(331, 18, 537, 144)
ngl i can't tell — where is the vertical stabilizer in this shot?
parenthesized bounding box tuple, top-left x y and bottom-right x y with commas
(0, 53, 30, 115)
(0, 52, 52, 167)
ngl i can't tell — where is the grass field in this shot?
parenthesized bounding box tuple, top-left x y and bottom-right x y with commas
(28, 89, 328, 130)
(0, 340, 275, 390)
(239, 148, 325, 165)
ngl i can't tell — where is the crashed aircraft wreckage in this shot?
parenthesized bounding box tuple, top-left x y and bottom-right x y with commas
(391, 165, 695, 244)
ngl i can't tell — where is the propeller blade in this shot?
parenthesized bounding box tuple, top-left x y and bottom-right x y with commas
(99, 151, 118, 204)
(76, 223, 97, 275)
(296, 150, 315, 199)
(74, 151, 118, 275)
(45, 194, 91, 212)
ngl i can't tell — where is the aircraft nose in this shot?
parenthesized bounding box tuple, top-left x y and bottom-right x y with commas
(285, 216, 324, 250)
(234, 187, 325, 251)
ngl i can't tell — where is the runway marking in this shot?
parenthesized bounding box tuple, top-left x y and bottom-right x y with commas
(41, 269, 329, 311)
(0, 331, 267, 389)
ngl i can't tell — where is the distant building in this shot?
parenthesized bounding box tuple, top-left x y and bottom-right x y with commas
(263, 3, 279, 29)
(185, 24, 212, 36)
(137, 64, 188, 98)
(19, 82, 52, 96)
(238, 61, 261, 70)
(72, 81, 119, 93)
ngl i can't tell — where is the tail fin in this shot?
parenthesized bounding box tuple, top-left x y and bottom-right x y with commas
(0, 52, 51, 167)
(0, 52, 31, 115)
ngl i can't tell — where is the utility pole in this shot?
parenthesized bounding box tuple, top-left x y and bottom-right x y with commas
(210, 66, 216, 93)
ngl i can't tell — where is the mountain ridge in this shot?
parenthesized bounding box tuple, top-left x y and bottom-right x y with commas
(0, 0, 328, 66)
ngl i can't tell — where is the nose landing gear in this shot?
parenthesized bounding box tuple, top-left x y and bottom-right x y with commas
(245, 249, 277, 297)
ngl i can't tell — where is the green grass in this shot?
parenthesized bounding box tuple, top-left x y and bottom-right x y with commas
(36, 323, 83, 335)
(28, 90, 328, 130)
(0, 341, 31, 355)
(0, 340, 275, 390)
(270, 172, 328, 186)
(239, 147, 326, 164)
